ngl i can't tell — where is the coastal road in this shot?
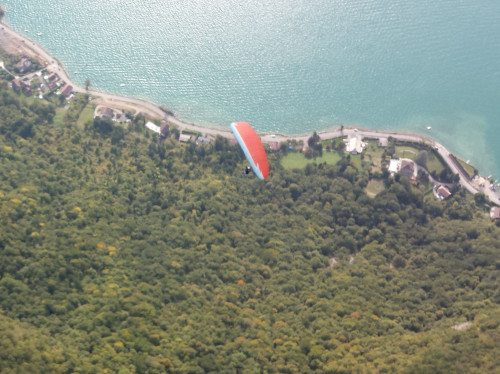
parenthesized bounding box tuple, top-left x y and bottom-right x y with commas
(2, 21, 499, 205)
(352, 128, 500, 204)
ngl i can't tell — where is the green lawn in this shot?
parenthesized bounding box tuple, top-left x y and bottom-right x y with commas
(76, 103, 96, 130)
(181, 129, 201, 137)
(281, 151, 342, 169)
(395, 145, 419, 159)
(457, 158, 476, 178)
(53, 108, 66, 126)
(425, 151, 446, 176)
(349, 154, 362, 169)
(321, 139, 333, 148)
(395, 145, 447, 176)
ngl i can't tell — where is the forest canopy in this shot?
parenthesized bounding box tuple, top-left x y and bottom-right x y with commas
(0, 81, 499, 373)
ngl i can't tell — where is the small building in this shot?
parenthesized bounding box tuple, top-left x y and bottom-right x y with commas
(21, 84, 33, 96)
(100, 107, 114, 121)
(115, 112, 129, 123)
(387, 158, 417, 181)
(388, 159, 400, 175)
(344, 133, 366, 154)
(400, 159, 417, 180)
(437, 185, 451, 200)
(61, 84, 73, 97)
(268, 141, 280, 152)
(179, 133, 191, 143)
(160, 123, 170, 138)
(9, 79, 21, 92)
(378, 137, 389, 147)
(490, 207, 500, 220)
(196, 135, 213, 145)
(47, 73, 57, 81)
(14, 58, 33, 74)
(145, 121, 161, 134)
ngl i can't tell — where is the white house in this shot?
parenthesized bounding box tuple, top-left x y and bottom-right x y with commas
(387, 158, 418, 181)
(388, 159, 400, 175)
(344, 134, 366, 154)
(145, 121, 161, 134)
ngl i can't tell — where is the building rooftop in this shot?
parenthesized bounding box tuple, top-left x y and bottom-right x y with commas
(145, 121, 161, 134)
(179, 134, 191, 143)
(61, 84, 73, 97)
(437, 185, 451, 199)
(490, 206, 500, 219)
(197, 135, 213, 144)
(344, 134, 366, 154)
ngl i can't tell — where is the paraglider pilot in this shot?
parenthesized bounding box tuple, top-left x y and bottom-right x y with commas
(230, 121, 269, 180)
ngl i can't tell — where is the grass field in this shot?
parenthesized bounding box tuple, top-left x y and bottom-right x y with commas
(53, 108, 66, 126)
(363, 141, 385, 173)
(76, 103, 95, 130)
(395, 145, 419, 159)
(425, 151, 446, 175)
(395, 145, 447, 176)
(181, 129, 201, 137)
(281, 151, 342, 169)
(457, 158, 476, 178)
(349, 154, 362, 169)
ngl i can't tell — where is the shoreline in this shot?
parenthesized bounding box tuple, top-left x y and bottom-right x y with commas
(1, 18, 499, 205)
(0, 18, 451, 142)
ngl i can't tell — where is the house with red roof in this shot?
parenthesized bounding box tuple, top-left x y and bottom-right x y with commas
(269, 141, 280, 152)
(437, 185, 451, 200)
(61, 84, 73, 97)
(490, 207, 500, 220)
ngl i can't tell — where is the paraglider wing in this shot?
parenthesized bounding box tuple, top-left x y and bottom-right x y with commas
(230, 121, 269, 180)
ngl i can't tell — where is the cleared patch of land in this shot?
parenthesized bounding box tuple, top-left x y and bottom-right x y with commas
(53, 108, 66, 126)
(77, 103, 95, 130)
(365, 179, 385, 198)
(281, 151, 342, 169)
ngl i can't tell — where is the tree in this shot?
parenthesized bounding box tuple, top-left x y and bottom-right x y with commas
(307, 131, 320, 148)
(414, 150, 428, 167)
(0, 71, 499, 374)
(307, 131, 322, 158)
(280, 142, 289, 154)
(84, 78, 91, 91)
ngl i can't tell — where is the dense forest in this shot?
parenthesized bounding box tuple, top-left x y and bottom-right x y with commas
(0, 81, 499, 374)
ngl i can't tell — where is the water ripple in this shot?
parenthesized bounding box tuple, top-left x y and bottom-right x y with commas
(3, 0, 500, 176)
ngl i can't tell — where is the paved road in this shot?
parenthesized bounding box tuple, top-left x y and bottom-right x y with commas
(351, 128, 500, 205)
(2, 21, 499, 206)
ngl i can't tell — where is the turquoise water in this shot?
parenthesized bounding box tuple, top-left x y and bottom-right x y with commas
(2, 0, 500, 177)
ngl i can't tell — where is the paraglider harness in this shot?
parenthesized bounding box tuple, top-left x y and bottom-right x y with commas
(242, 166, 252, 176)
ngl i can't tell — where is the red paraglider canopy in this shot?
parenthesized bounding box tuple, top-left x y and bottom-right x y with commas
(230, 121, 269, 180)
